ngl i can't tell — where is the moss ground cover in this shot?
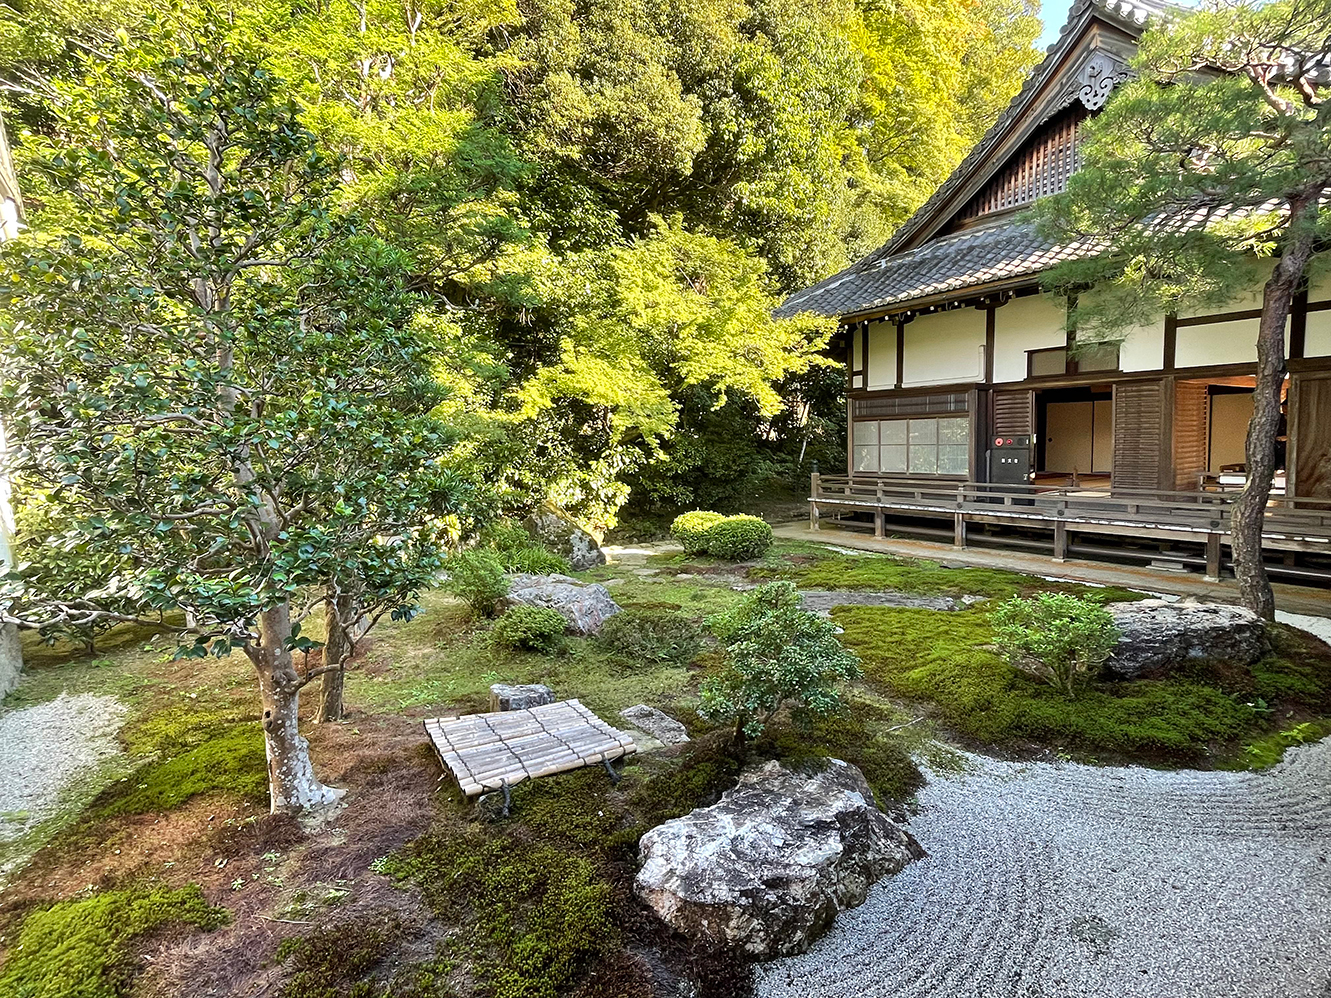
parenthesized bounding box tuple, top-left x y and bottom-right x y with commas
(835, 603, 1331, 762)
(0, 884, 227, 998)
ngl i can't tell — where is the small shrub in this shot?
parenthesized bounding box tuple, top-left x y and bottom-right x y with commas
(596, 608, 705, 665)
(701, 581, 861, 739)
(480, 519, 571, 575)
(705, 515, 772, 561)
(0, 884, 227, 998)
(669, 510, 726, 555)
(991, 593, 1120, 697)
(492, 606, 568, 655)
(447, 548, 508, 618)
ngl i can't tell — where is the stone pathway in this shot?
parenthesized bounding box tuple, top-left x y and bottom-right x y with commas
(754, 739, 1331, 998)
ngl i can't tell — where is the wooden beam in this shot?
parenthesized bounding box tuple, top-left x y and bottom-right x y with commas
(984, 306, 996, 384)
(1205, 532, 1222, 581)
(1163, 313, 1177, 371)
(1291, 288, 1309, 361)
(1053, 520, 1067, 562)
(895, 319, 905, 389)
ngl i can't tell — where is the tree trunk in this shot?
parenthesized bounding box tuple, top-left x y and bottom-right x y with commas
(316, 593, 353, 723)
(1231, 204, 1316, 620)
(253, 602, 344, 813)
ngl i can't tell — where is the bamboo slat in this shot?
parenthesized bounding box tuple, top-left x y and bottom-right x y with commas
(422, 699, 638, 796)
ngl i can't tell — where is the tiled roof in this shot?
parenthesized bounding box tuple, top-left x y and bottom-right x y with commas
(775, 218, 1092, 318)
(779, 0, 1177, 320)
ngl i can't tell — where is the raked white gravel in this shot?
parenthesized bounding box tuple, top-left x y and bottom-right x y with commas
(755, 738, 1331, 998)
(0, 692, 127, 878)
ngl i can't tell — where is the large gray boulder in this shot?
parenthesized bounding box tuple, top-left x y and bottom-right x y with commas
(635, 759, 921, 958)
(506, 574, 621, 636)
(524, 504, 606, 571)
(1104, 599, 1267, 680)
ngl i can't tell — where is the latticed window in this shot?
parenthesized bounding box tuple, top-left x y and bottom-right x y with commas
(853, 417, 969, 476)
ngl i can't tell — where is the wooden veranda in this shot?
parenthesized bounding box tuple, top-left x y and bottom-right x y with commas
(809, 473, 1331, 583)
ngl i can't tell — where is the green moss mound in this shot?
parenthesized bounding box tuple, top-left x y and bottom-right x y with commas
(90, 723, 268, 819)
(835, 604, 1263, 757)
(275, 916, 457, 998)
(0, 884, 227, 998)
(763, 553, 1143, 602)
(383, 832, 615, 998)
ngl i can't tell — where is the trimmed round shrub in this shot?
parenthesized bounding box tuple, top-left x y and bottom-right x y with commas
(492, 606, 568, 654)
(597, 608, 706, 665)
(670, 510, 726, 555)
(705, 515, 772, 561)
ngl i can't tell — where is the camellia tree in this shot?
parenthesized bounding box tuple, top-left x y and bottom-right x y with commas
(0, 13, 475, 810)
(1033, 0, 1331, 619)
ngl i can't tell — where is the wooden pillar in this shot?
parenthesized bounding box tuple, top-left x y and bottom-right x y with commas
(1205, 532, 1222, 582)
(954, 511, 966, 548)
(874, 510, 885, 538)
(810, 472, 821, 531)
(1053, 521, 1067, 563)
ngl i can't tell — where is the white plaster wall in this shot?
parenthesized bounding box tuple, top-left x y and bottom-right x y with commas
(1307, 270, 1331, 358)
(1176, 318, 1260, 367)
(866, 319, 897, 390)
(1118, 321, 1165, 371)
(901, 309, 985, 388)
(993, 295, 1067, 383)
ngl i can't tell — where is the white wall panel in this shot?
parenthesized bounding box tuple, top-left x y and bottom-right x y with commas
(993, 295, 1067, 383)
(1306, 270, 1331, 357)
(866, 319, 897, 389)
(901, 309, 985, 388)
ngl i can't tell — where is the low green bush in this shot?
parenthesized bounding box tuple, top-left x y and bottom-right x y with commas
(596, 608, 705, 665)
(991, 593, 1119, 697)
(480, 519, 571, 575)
(492, 606, 568, 655)
(0, 884, 227, 998)
(447, 549, 509, 618)
(705, 514, 773, 561)
(669, 510, 725, 555)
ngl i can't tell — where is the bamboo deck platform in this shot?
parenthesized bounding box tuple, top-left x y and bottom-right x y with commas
(423, 699, 637, 797)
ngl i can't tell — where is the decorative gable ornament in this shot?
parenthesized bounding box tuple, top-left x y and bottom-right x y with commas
(1077, 51, 1132, 110)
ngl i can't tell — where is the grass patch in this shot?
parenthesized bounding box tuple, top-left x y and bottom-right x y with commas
(0, 883, 227, 998)
(835, 604, 1275, 760)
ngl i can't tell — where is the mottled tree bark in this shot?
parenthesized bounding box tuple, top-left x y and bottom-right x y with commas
(316, 593, 353, 723)
(251, 602, 344, 813)
(1231, 197, 1318, 621)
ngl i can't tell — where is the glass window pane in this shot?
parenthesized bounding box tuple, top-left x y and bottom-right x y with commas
(880, 420, 907, 445)
(908, 419, 937, 446)
(852, 421, 878, 445)
(853, 446, 878, 472)
(938, 417, 969, 445)
(1079, 344, 1119, 371)
(880, 444, 907, 473)
(939, 445, 969, 476)
(908, 445, 938, 474)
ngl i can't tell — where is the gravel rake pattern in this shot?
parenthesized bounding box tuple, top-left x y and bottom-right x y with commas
(755, 740, 1331, 998)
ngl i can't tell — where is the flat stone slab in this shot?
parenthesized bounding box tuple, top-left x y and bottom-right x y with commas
(424, 699, 636, 796)
(490, 683, 555, 712)
(619, 704, 690, 746)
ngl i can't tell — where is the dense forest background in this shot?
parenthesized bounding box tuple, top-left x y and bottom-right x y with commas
(0, 0, 1041, 533)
